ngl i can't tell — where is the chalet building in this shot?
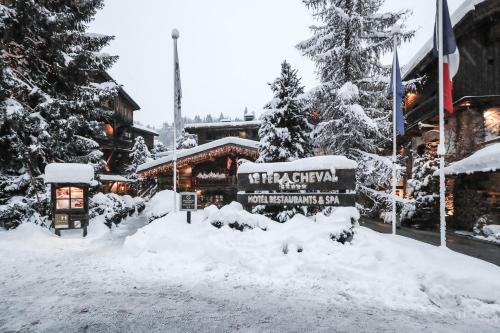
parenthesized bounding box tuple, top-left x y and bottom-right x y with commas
(185, 113, 260, 145)
(94, 72, 158, 194)
(402, 0, 500, 230)
(137, 137, 259, 207)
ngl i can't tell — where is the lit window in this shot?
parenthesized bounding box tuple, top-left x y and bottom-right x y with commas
(103, 124, 114, 137)
(56, 187, 84, 210)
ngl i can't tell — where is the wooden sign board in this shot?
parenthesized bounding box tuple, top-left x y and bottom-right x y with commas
(237, 193, 356, 207)
(238, 169, 355, 192)
(180, 192, 197, 211)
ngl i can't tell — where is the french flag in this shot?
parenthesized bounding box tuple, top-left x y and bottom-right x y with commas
(433, 0, 460, 113)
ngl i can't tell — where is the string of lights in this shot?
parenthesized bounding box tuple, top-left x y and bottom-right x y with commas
(139, 144, 259, 178)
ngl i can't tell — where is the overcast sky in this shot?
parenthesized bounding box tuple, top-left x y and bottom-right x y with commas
(90, 0, 466, 128)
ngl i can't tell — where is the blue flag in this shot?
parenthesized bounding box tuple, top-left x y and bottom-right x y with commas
(388, 49, 405, 135)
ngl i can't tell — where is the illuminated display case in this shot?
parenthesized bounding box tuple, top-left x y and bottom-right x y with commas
(50, 183, 90, 236)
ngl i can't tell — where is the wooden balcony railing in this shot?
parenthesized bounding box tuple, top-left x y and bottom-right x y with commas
(405, 95, 438, 129)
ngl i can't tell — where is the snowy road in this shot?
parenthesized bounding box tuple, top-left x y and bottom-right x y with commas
(1, 214, 500, 332)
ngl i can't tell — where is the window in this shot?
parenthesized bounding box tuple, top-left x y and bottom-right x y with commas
(484, 108, 500, 142)
(56, 187, 84, 210)
(103, 124, 114, 137)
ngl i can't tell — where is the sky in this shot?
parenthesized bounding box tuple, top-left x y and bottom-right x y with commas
(89, 0, 466, 128)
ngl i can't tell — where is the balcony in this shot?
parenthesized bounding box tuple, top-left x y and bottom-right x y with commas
(191, 175, 237, 187)
(405, 95, 437, 129)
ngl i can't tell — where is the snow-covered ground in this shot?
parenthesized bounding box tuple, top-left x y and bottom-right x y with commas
(1, 193, 500, 332)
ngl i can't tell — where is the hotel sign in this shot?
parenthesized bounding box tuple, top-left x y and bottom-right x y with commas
(237, 193, 355, 207)
(237, 169, 355, 192)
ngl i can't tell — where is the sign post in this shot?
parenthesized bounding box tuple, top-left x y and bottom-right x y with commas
(180, 192, 197, 224)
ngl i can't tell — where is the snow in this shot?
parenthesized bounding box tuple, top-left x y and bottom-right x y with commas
(137, 137, 259, 173)
(403, 0, 487, 78)
(1, 192, 500, 330)
(44, 163, 94, 184)
(474, 224, 500, 244)
(337, 81, 359, 101)
(185, 119, 261, 129)
(443, 142, 500, 175)
(98, 174, 133, 182)
(121, 202, 500, 320)
(238, 155, 357, 174)
(132, 124, 159, 136)
(3, 98, 23, 116)
(147, 190, 180, 222)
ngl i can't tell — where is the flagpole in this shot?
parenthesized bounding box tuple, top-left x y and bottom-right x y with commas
(437, 0, 446, 247)
(392, 34, 398, 236)
(172, 29, 179, 213)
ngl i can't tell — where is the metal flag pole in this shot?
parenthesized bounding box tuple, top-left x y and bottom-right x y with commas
(392, 34, 398, 236)
(172, 29, 179, 213)
(437, 0, 447, 247)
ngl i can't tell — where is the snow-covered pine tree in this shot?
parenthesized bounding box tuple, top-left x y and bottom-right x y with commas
(176, 129, 198, 149)
(256, 61, 313, 222)
(152, 140, 168, 158)
(0, 0, 118, 228)
(258, 60, 313, 163)
(402, 145, 439, 227)
(297, 0, 413, 213)
(127, 136, 151, 180)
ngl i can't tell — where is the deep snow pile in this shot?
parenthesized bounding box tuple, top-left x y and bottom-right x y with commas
(147, 190, 179, 222)
(122, 202, 500, 318)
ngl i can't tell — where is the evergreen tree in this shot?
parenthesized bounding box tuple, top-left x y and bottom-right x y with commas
(258, 60, 313, 163)
(297, 0, 413, 212)
(0, 0, 117, 228)
(127, 136, 151, 179)
(126, 136, 151, 194)
(256, 61, 313, 222)
(176, 129, 197, 149)
(205, 114, 214, 123)
(152, 140, 168, 158)
(402, 145, 439, 227)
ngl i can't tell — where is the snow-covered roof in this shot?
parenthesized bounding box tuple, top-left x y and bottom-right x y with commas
(132, 124, 159, 136)
(137, 137, 259, 173)
(443, 142, 500, 175)
(98, 174, 134, 182)
(238, 156, 358, 174)
(185, 120, 262, 129)
(44, 163, 94, 184)
(403, 0, 487, 78)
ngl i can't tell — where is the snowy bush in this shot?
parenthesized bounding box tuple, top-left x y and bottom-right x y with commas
(90, 193, 144, 228)
(147, 190, 179, 222)
(134, 197, 146, 213)
(204, 202, 268, 231)
(122, 195, 136, 216)
(473, 215, 500, 243)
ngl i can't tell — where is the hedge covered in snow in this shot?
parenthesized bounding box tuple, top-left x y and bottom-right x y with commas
(90, 193, 145, 227)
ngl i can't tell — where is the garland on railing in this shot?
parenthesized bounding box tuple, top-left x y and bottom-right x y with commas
(196, 172, 226, 180)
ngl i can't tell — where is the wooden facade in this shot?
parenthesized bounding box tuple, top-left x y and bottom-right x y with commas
(94, 72, 157, 177)
(402, 0, 500, 230)
(138, 138, 259, 207)
(185, 120, 260, 145)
